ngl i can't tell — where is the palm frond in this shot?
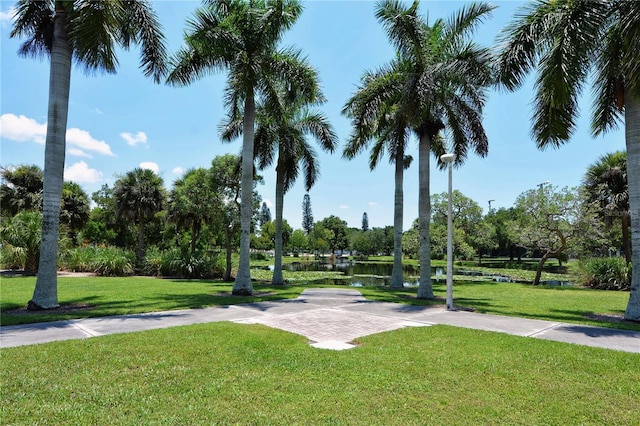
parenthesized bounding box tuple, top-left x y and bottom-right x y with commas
(10, 0, 54, 58)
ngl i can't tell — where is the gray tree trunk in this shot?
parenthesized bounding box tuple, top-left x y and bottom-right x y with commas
(417, 134, 434, 299)
(29, 7, 71, 309)
(624, 95, 640, 321)
(272, 153, 285, 285)
(390, 145, 404, 288)
(232, 91, 255, 296)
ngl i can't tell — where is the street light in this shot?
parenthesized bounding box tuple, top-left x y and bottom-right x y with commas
(488, 199, 495, 212)
(537, 181, 550, 189)
(440, 153, 455, 311)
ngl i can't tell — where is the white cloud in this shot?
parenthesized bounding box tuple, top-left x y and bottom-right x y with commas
(67, 128, 115, 156)
(121, 131, 148, 147)
(172, 166, 185, 175)
(0, 7, 16, 25)
(0, 113, 46, 144)
(340, 205, 349, 210)
(368, 201, 379, 207)
(64, 161, 103, 183)
(91, 108, 104, 115)
(140, 162, 160, 174)
(263, 199, 273, 209)
(1, 113, 115, 156)
(68, 148, 92, 158)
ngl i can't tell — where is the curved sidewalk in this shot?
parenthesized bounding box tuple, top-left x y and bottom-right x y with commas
(1, 288, 639, 352)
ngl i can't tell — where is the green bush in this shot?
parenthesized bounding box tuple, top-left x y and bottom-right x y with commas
(59, 246, 135, 276)
(1, 244, 25, 270)
(581, 257, 631, 291)
(142, 246, 163, 276)
(250, 252, 269, 261)
(90, 247, 135, 277)
(151, 248, 224, 279)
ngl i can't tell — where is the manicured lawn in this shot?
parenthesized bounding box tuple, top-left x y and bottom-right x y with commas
(1, 275, 638, 331)
(2, 323, 638, 424)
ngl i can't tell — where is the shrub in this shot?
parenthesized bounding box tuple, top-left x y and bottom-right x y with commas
(90, 247, 135, 277)
(153, 248, 224, 279)
(60, 246, 135, 276)
(581, 257, 631, 291)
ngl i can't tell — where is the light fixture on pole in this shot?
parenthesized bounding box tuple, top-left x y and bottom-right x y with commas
(440, 153, 455, 311)
(537, 181, 550, 189)
(488, 199, 495, 212)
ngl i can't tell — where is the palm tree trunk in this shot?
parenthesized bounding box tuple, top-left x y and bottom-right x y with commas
(29, 5, 71, 310)
(624, 95, 640, 321)
(233, 91, 255, 295)
(621, 214, 631, 265)
(417, 134, 434, 299)
(390, 145, 404, 288)
(137, 218, 145, 265)
(224, 226, 232, 281)
(272, 153, 285, 285)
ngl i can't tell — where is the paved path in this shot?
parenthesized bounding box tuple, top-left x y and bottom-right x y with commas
(2, 288, 639, 352)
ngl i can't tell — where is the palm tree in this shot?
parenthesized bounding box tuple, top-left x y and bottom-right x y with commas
(346, 1, 494, 296)
(496, 0, 640, 321)
(344, 83, 412, 288)
(223, 90, 337, 285)
(583, 151, 630, 263)
(10, 0, 167, 309)
(113, 168, 165, 265)
(167, 0, 314, 295)
(0, 211, 42, 275)
(0, 165, 43, 216)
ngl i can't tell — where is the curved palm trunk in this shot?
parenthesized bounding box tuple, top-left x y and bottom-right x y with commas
(136, 217, 145, 265)
(417, 134, 434, 299)
(29, 6, 71, 310)
(390, 146, 404, 288)
(233, 91, 255, 295)
(272, 153, 285, 285)
(624, 95, 640, 321)
(224, 225, 233, 281)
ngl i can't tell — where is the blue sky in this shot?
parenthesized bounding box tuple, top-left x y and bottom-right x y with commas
(0, 0, 626, 231)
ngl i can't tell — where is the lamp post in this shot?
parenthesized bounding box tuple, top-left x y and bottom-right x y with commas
(440, 153, 455, 311)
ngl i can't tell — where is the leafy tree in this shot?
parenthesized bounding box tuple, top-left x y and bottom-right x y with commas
(167, 0, 306, 296)
(60, 181, 90, 245)
(496, 0, 640, 321)
(315, 216, 349, 255)
(302, 193, 314, 235)
(167, 168, 217, 256)
(11, 0, 166, 309)
(114, 168, 165, 265)
(0, 165, 43, 216)
(583, 151, 630, 263)
(485, 207, 525, 261)
(349, 1, 494, 298)
(510, 185, 599, 285)
(288, 229, 308, 254)
(0, 211, 42, 275)
(209, 154, 262, 281)
(260, 202, 272, 227)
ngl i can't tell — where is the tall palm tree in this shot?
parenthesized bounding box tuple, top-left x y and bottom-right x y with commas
(223, 91, 337, 285)
(583, 151, 630, 263)
(346, 1, 494, 297)
(496, 0, 640, 321)
(113, 168, 165, 265)
(344, 80, 412, 289)
(10, 0, 167, 309)
(167, 0, 314, 295)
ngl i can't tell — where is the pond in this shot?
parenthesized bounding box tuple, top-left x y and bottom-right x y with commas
(267, 260, 440, 288)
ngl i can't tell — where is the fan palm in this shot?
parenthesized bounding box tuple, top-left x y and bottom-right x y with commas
(345, 0, 494, 296)
(10, 0, 167, 309)
(167, 0, 313, 295)
(583, 151, 630, 263)
(113, 168, 165, 265)
(496, 0, 640, 321)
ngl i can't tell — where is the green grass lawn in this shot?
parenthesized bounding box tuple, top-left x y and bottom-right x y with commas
(2, 323, 638, 425)
(1, 274, 638, 331)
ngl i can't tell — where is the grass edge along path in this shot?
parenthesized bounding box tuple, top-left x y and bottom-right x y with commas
(2, 323, 639, 425)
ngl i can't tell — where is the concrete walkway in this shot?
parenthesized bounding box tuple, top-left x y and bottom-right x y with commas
(1, 288, 639, 352)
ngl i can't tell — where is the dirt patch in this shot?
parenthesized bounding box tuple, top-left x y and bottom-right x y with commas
(4, 303, 95, 316)
(214, 291, 277, 298)
(586, 313, 627, 323)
